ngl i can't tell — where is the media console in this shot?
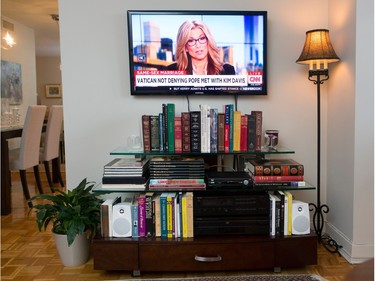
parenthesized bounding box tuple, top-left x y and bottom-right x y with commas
(92, 147, 317, 275)
(93, 234, 317, 275)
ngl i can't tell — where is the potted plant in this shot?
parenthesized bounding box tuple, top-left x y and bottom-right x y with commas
(29, 178, 103, 267)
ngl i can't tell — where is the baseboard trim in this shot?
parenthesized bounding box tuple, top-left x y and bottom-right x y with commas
(326, 222, 374, 264)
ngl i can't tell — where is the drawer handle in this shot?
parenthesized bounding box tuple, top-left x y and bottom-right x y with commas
(194, 255, 222, 262)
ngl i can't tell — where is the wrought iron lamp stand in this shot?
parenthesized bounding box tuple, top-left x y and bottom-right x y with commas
(307, 69, 342, 254)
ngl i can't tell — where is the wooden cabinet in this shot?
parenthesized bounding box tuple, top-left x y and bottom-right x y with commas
(93, 239, 139, 271)
(93, 234, 317, 274)
(92, 148, 317, 275)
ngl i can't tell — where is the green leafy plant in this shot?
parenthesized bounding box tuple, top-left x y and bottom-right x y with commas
(30, 178, 103, 246)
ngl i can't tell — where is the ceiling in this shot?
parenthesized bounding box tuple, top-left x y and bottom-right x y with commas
(2, 0, 60, 56)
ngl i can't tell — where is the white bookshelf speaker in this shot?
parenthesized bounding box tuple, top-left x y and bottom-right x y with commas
(112, 202, 132, 237)
(292, 200, 310, 235)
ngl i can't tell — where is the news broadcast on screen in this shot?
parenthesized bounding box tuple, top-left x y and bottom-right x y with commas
(127, 10, 267, 96)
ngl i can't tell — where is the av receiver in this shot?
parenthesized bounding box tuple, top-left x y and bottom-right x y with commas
(194, 216, 270, 236)
(194, 193, 270, 217)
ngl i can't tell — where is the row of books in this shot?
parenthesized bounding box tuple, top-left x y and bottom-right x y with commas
(100, 156, 306, 190)
(101, 156, 207, 191)
(244, 157, 306, 188)
(100, 192, 194, 238)
(101, 190, 306, 239)
(148, 156, 206, 190)
(141, 103, 263, 153)
(269, 190, 293, 236)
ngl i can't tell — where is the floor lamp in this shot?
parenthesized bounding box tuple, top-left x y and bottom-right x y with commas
(296, 29, 341, 253)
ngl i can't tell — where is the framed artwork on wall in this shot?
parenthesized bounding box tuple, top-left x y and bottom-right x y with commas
(1, 60, 23, 104)
(45, 84, 62, 98)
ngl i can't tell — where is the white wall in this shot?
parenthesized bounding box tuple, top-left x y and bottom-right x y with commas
(1, 16, 37, 120)
(36, 56, 63, 107)
(59, 0, 327, 200)
(327, 0, 374, 262)
(58, 0, 373, 261)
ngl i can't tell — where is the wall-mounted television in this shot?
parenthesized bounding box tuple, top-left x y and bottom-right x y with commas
(127, 10, 267, 96)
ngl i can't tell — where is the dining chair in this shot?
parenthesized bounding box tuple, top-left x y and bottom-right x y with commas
(9, 105, 47, 208)
(40, 105, 64, 190)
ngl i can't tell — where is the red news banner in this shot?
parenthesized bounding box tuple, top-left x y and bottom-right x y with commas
(134, 70, 263, 87)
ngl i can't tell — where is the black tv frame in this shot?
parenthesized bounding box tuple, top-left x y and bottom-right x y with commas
(127, 10, 267, 96)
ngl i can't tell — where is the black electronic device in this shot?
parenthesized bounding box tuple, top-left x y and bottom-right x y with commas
(193, 193, 270, 236)
(194, 216, 270, 236)
(193, 193, 269, 217)
(206, 171, 252, 188)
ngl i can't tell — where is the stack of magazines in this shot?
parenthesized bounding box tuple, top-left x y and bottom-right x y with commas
(148, 156, 206, 190)
(102, 158, 149, 190)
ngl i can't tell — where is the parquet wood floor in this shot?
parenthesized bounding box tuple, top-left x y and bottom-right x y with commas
(1, 166, 357, 281)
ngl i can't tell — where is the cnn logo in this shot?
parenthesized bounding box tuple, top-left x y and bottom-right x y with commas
(248, 75, 262, 84)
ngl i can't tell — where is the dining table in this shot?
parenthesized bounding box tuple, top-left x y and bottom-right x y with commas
(1, 125, 23, 215)
(1, 123, 53, 215)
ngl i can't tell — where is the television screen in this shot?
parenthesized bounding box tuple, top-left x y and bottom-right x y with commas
(127, 10, 267, 96)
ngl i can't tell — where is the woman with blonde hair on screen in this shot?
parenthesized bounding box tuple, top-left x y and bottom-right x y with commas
(167, 20, 235, 75)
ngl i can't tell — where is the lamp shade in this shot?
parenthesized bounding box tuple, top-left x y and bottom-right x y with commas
(296, 29, 339, 68)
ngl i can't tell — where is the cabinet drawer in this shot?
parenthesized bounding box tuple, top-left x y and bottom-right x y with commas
(93, 240, 138, 270)
(275, 236, 317, 267)
(139, 241, 274, 271)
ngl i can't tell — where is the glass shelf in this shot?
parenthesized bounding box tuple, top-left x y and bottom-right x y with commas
(99, 146, 316, 194)
(92, 183, 315, 194)
(110, 145, 295, 156)
(93, 183, 146, 194)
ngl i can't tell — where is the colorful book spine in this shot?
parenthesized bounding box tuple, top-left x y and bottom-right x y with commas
(174, 116, 182, 153)
(160, 193, 168, 238)
(181, 112, 191, 152)
(240, 114, 248, 151)
(150, 115, 160, 152)
(284, 191, 293, 236)
(153, 194, 161, 237)
(138, 194, 146, 237)
(131, 198, 139, 237)
(145, 192, 154, 237)
(200, 104, 211, 153)
(149, 184, 206, 190)
(171, 193, 177, 238)
(186, 192, 194, 238)
(224, 105, 231, 153)
(229, 104, 234, 152)
(247, 114, 256, 151)
(251, 110, 262, 151)
(181, 193, 188, 238)
(141, 115, 151, 152)
(268, 193, 276, 236)
(252, 175, 304, 182)
(175, 192, 182, 238)
(167, 103, 175, 152)
(166, 193, 176, 238)
(158, 113, 165, 152)
(149, 179, 205, 184)
(190, 111, 201, 153)
(162, 104, 168, 151)
(274, 191, 285, 236)
(100, 197, 121, 238)
(210, 108, 218, 153)
(274, 195, 281, 236)
(218, 113, 225, 152)
(250, 161, 304, 176)
(100, 200, 110, 238)
(205, 106, 211, 153)
(253, 181, 306, 187)
(233, 110, 241, 152)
